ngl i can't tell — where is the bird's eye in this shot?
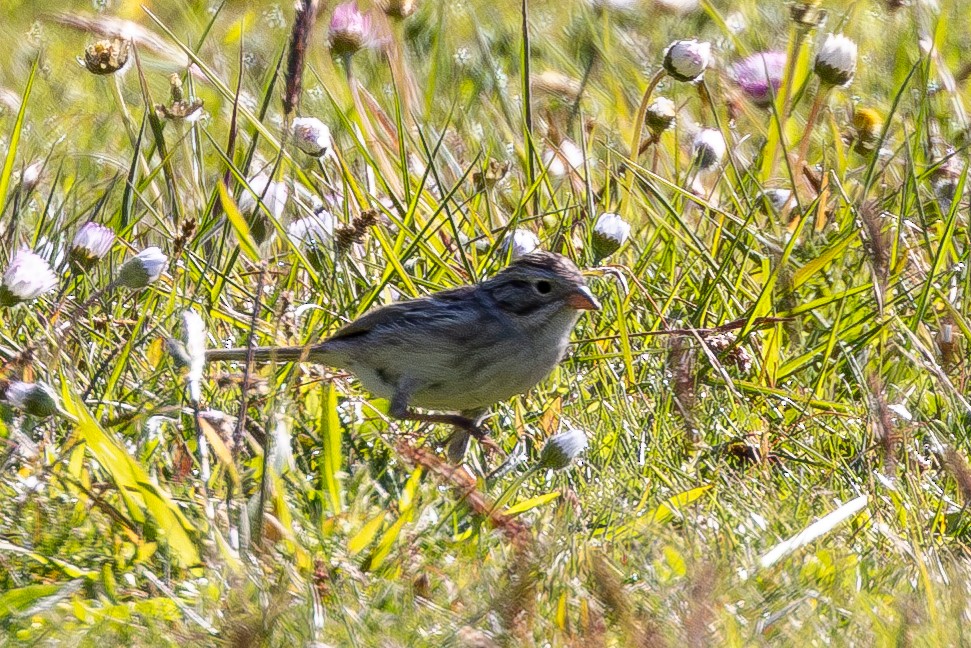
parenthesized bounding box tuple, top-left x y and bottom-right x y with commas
(535, 280, 552, 294)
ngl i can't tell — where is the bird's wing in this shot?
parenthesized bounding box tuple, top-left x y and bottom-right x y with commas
(323, 285, 486, 347)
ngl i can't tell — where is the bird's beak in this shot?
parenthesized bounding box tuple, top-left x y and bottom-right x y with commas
(567, 285, 600, 311)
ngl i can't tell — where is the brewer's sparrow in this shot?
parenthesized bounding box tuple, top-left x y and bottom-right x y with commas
(206, 251, 600, 460)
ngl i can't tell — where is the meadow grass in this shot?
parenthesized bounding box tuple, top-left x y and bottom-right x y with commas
(0, 0, 970, 645)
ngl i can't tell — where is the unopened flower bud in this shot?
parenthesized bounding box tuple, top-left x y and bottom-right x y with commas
(292, 117, 333, 157)
(70, 222, 115, 271)
(814, 33, 858, 87)
(79, 38, 131, 75)
(0, 249, 57, 307)
(591, 212, 631, 260)
(692, 128, 727, 170)
(645, 96, 677, 136)
(503, 229, 540, 259)
(380, 0, 418, 18)
(20, 162, 43, 192)
(663, 39, 712, 83)
(537, 427, 588, 470)
(329, 2, 376, 57)
(3, 381, 59, 418)
(116, 246, 167, 289)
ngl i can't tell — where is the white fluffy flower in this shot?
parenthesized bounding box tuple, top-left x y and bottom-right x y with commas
(592, 212, 631, 260)
(239, 173, 290, 222)
(116, 246, 167, 289)
(537, 427, 588, 470)
(292, 117, 333, 157)
(814, 33, 858, 87)
(0, 249, 57, 306)
(663, 39, 712, 83)
(183, 309, 206, 404)
(70, 222, 115, 270)
(542, 138, 586, 178)
(503, 229, 540, 259)
(692, 128, 727, 170)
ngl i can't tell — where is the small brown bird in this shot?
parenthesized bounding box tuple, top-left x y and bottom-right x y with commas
(206, 251, 600, 460)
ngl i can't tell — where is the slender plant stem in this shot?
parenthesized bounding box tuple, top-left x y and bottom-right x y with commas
(794, 84, 830, 198)
(628, 69, 666, 163)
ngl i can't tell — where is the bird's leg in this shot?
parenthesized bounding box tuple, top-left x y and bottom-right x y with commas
(446, 409, 490, 463)
(388, 389, 481, 434)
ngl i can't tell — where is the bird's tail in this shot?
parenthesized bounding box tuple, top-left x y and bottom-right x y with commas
(205, 344, 320, 363)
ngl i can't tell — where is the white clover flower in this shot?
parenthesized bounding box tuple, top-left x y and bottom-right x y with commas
(592, 212, 631, 260)
(183, 309, 206, 404)
(292, 117, 333, 157)
(116, 246, 167, 289)
(0, 249, 57, 307)
(663, 39, 713, 83)
(814, 34, 858, 87)
(692, 128, 727, 170)
(645, 96, 677, 135)
(542, 138, 585, 178)
(537, 427, 588, 470)
(3, 381, 59, 418)
(239, 173, 290, 222)
(70, 222, 115, 270)
(503, 229, 540, 259)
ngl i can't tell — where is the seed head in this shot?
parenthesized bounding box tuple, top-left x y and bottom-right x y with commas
(0, 249, 57, 307)
(116, 246, 167, 289)
(663, 40, 713, 83)
(70, 222, 115, 271)
(814, 34, 858, 87)
(79, 38, 130, 75)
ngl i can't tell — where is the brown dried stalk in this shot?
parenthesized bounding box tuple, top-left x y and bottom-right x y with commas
(283, 0, 321, 119)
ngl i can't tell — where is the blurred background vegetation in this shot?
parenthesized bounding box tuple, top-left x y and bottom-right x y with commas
(1, 0, 971, 645)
